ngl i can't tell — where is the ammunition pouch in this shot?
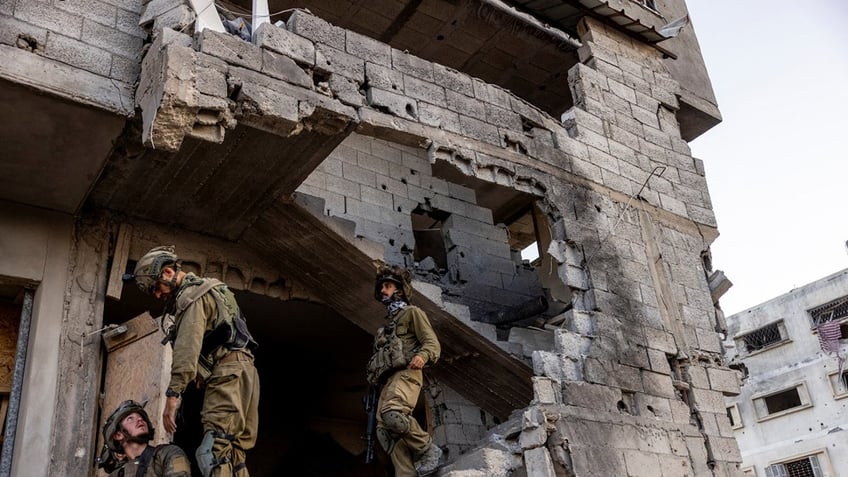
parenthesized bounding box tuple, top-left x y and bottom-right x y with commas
(366, 324, 406, 384)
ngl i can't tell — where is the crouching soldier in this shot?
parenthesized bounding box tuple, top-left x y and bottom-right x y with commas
(98, 400, 191, 477)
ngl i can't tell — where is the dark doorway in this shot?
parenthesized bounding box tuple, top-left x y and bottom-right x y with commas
(105, 279, 390, 476)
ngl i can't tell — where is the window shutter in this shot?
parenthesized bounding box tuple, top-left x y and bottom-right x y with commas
(809, 455, 823, 477)
(765, 464, 787, 477)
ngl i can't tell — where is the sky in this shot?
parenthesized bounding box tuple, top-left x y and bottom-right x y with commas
(685, 1, 848, 315)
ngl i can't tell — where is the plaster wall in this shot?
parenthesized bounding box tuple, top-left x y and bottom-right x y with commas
(0, 201, 73, 477)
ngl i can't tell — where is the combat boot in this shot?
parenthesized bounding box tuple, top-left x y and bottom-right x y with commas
(414, 443, 442, 476)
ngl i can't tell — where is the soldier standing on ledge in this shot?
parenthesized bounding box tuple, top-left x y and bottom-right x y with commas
(366, 264, 443, 476)
(129, 246, 259, 477)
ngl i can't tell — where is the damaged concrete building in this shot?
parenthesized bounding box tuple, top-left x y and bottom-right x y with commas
(723, 269, 848, 476)
(0, 0, 741, 476)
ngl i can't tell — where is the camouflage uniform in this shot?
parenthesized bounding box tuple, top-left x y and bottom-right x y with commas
(370, 304, 440, 476)
(169, 274, 260, 477)
(108, 445, 191, 477)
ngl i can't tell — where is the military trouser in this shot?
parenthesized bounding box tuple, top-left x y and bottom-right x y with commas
(199, 351, 260, 477)
(377, 368, 431, 477)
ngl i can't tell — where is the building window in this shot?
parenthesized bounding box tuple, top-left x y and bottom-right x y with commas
(765, 454, 823, 477)
(764, 389, 802, 414)
(752, 383, 812, 421)
(826, 369, 848, 398)
(808, 295, 848, 331)
(735, 321, 788, 354)
(726, 404, 743, 429)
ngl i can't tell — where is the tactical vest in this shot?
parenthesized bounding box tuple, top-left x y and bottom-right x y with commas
(172, 276, 257, 380)
(366, 313, 408, 384)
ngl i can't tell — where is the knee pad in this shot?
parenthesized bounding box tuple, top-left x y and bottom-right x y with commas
(376, 427, 395, 454)
(196, 430, 232, 477)
(381, 410, 410, 436)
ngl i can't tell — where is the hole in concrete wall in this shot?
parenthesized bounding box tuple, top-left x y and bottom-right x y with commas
(423, 159, 571, 327)
(411, 205, 450, 270)
(618, 391, 636, 415)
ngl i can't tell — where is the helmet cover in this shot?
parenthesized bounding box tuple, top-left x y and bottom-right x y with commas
(132, 246, 178, 295)
(374, 264, 413, 303)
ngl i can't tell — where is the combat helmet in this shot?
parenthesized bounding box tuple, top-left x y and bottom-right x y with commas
(130, 246, 179, 295)
(374, 264, 413, 303)
(102, 400, 155, 453)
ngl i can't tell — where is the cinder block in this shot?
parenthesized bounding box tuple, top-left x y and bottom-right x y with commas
(445, 89, 486, 120)
(345, 29, 390, 66)
(360, 185, 393, 209)
(417, 102, 462, 134)
(84, 19, 143, 59)
(254, 23, 315, 66)
(391, 48, 434, 81)
(111, 54, 141, 84)
(199, 29, 262, 70)
(706, 367, 740, 396)
(459, 115, 501, 146)
(434, 63, 473, 96)
(366, 87, 417, 121)
(46, 33, 112, 76)
(341, 162, 376, 187)
(316, 43, 365, 80)
(116, 8, 145, 39)
(365, 61, 403, 92)
(641, 370, 675, 398)
(17, 0, 83, 38)
(403, 74, 446, 104)
(261, 50, 312, 88)
(287, 10, 345, 50)
(484, 103, 522, 131)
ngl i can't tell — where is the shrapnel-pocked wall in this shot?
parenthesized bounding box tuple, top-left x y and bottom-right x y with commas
(0, 0, 741, 475)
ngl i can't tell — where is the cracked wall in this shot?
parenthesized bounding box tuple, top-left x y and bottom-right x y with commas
(0, 0, 742, 475)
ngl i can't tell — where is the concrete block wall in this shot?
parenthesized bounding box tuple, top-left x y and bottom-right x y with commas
(296, 133, 545, 320)
(67, 5, 739, 475)
(0, 0, 146, 113)
(515, 17, 742, 476)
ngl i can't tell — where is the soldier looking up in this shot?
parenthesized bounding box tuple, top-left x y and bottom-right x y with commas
(129, 246, 260, 477)
(366, 264, 443, 476)
(98, 400, 191, 477)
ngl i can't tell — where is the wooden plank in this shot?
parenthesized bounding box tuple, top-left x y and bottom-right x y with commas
(106, 223, 133, 301)
(102, 312, 160, 352)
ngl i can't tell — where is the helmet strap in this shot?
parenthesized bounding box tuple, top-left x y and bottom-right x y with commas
(155, 264, 181, 296)
(118, 423, 153, 447)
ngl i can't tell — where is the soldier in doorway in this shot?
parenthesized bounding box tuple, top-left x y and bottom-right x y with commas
(366, 264, 443, 476)
(98, 399, 191, 477)
(128, 246, 260, 477)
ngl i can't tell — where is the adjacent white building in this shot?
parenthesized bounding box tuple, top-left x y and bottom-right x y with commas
(724, 269, 848, 476)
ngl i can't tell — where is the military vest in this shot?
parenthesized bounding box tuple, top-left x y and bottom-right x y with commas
(366, 314, 405, 384)
(173, 276, 257, 380)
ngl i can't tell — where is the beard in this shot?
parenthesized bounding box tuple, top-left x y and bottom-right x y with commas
(124, 431, 153, 445)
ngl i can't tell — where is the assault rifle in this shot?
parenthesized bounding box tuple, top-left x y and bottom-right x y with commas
(363, 384, 380, 463)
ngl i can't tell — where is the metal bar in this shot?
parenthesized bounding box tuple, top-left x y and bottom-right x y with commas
(252, 0, 270, 40)
(0, 288, 35, 477)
